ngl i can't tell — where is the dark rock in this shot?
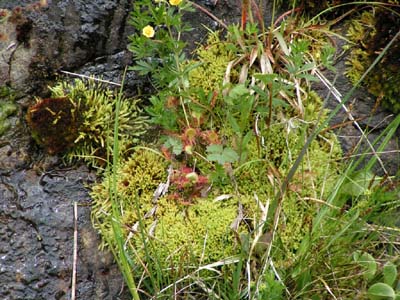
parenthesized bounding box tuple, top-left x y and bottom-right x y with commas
(0, 0, 132, 94)
(0, 2, 137, 298)
(0, 166, 130, 300)
(312, 35, 400, 176)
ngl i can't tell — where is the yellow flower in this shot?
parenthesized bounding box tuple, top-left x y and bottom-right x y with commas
(169, 0, 182, 6)
(142, 25, 155, 38)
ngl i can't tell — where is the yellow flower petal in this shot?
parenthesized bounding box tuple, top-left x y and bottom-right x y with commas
(169, 0, 182, 6)
(142, 25, 155, 38)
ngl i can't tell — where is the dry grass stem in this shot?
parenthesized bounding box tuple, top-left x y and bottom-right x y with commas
(71, 201, 78, 300)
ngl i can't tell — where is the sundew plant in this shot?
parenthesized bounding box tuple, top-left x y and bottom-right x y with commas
(89, 1, 400, 299)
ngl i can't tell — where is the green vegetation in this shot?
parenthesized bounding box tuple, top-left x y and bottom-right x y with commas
(0, 86, 18, 136)
(26, 78, 148, 167)
(345, 5, 400, 113)
(25, 0, 400, 299)
(89, 0, 400, 298)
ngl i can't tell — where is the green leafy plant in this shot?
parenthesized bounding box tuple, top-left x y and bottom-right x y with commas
(128, 0, 194, 91)
(353, 252, 400, 300)
(206, 144, 239, 165)
(88, 1, 400, 299)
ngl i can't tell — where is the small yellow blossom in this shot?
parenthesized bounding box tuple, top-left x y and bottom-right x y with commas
(142, 25, 155, 38)
(169, 0, 182, 6)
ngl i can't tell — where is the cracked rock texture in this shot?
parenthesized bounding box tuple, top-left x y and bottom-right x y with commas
(0, 0, 132, 94)
(0, 1, 136, 299)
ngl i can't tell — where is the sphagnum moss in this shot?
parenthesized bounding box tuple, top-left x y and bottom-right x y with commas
(187, 32, 237, 93)
(90, 149, 168, 250)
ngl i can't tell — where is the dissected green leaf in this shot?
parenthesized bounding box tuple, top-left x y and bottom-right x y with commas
(222, 147, 239, 163)
(206, 144, 239, 165)
(164, 136, 183, 155)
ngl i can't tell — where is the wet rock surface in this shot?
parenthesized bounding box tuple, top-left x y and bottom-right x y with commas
(0, 105, 129, 299)
(313, 34, 400, 176)
(0, 1, 138, 299)
(0, 166, 128, 299)
(0, 1, 398, 299)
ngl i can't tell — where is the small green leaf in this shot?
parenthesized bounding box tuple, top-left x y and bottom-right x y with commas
(227, 84, 249, 99)
(206, 144, 224, 165)
(367, 283, 395, 300)
(272, 97, 289, 108)
(164, 137, 182, 155)
(221, 147, 239, 163)
(206, 153, 224, 165)
(206, 144, 223, 154)
(383, 262, 398, 286)
(227, 113, 241, 133)
(206, 145, 238, 165)
(298, 73, 318, 81)
(354, 252, 377, 280)
(273, 31, 290, 56)
(251, 85, 268, 98)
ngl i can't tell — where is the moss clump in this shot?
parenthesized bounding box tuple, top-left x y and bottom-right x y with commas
(187, 32, 237, 93)
(27, 78, 149, 166)
(0, 86, 18, 137)
(345, 8, 400, 113)
(91, 149, 168, 248)
(91, 149, 244, 265)
(90, 92, 342, 272)
(148, 196, 240, 264)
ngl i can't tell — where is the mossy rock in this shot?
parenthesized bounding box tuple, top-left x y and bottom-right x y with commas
(91, 25, 344, 293)
(26, 78, 149, 167)
(345, 8, 400, 114)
